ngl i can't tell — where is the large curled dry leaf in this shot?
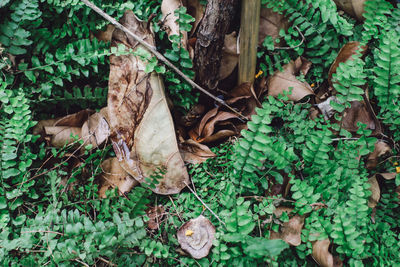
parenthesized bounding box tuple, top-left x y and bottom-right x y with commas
(80, 107, 110, 151)
(177, 215, 215, 259)
(219, 32, 239, 80)
(98, 157, 138, 198)
(367, 175, 380, 208)
(366, 140, 391, 169)
(258, 7, 289, 46)
(108, 11, 189, 195)
(333, 0, 366, 21)
(267, 57, 314, 101)
(270, 207, 304, 246)
(162, 0, 188, 49)
(312, 239, 343, 267)
(179, 139, 216, 164)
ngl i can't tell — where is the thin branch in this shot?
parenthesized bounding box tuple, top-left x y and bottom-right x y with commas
(80, 0, 247, 121)
(184, 181, 225, 227)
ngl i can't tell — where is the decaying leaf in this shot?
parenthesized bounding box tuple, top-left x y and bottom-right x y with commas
(81, 107, 110, 150)
(162, 0, 188, 49)
(267, 57, 314, 101)
(107, 11, 189, 195)
(98, 157, 138, 198)
(340, 98, 382, 135)
(316, 96, 339, 120)
(311, 238, 343, 267)
(179, 139, 216, 164)
(270, 207, 304, 246)
(367, 175, 380, 208)
(94, 24, 115, 42)
(258, 7, 289, 46)
(219, 31, 239, 80)
(146, 205, 165, 230)
(178, 104, 205, 127)
(366, 140, 391, 169)
(44, 126, 82, 148)
(177, 215, 215, 259)
(377, 172, 396, 180)
(328, 41, 367, 87)
(333, 0, 366, 21)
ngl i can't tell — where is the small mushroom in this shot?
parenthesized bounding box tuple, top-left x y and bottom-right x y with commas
(177, 215, 215, 259)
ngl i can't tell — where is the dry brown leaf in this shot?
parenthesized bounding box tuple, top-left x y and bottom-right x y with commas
(270, 207, 304, 246)
(366, 141, 391, 169)
(94, 24, 115, 42)
(162, 0, 188, 49)
(108, 11, 189, 195)
(228, 82, 261, 117)
(98, 157, 138, 198)
(367, 175, 380, 208)
(177, 215, 215, 259)
(81, 108, 110, 150)
(219, 32, 239, 80)
(333, 0, 366, 21)
(328, 42, 367, 87)
(258, 7, 289, 46)
(179, 104, 205, 127)
(378, 173, 396, 180)
(312, 238, 343, 267)
(267, 57, 314, 101)
(146, 205, 165, 230)
(44, 126, 81, 148)
(340, 99, 381, 135)
(180, 139, 216, 164)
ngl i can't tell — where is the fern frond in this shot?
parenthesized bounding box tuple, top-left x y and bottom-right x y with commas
(362, 0, 394, 43)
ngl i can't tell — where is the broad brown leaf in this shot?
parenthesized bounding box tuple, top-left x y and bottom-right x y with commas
(270, 207, 304, 246)
(366, 140, 391, 169)
(219, 32, 239, 80)
(108, 11, 189, 195)
(312, 239, 342, 267)
(258, 7, 289, 46)
(333, 0, 366, 21)
(98, 157, 138, 198)
(367, 175, 380, 208)
(267, 57, 314, 101)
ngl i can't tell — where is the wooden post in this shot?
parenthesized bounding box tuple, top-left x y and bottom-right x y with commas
(238, 0, 260, 85)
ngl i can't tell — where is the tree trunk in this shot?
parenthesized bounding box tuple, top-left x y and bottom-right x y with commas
(194, 0, 239, 93)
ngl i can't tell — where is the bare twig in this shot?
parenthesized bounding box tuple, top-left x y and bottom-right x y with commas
(80, 0, 247, 121)
(74, 258, 89, 267)
(184, 181, 225, 227)
(98, 257, 116, 266)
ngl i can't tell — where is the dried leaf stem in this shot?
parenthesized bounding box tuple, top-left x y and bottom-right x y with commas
(81, 0, 247, 121)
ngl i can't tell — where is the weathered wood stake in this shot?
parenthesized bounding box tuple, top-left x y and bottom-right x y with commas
(238, 0, 260, 85)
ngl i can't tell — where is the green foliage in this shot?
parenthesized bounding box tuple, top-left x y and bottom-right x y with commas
(161, 6, 199, 111)
(260, 0, 353, 82)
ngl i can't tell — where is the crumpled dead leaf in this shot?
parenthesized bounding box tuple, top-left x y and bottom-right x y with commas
(312, 238, 342, 267)
(258, 7, 289, 46)
(270, 207, 304, 246)
(98, 157, 138, 198)
(267, 57, 314, 101)
(107, 11, 189, 195)
(328, 41, 367, 87)
(94, 24, 115, 43)
(162, 0, 188, 49)
(219, 32, 239, 80)
(367, 175, 380, 208)
(366, 141, 391, 169)
(333, 0, 366, 21)
(146, 205, 165, 230)
(179, 139, 216, 164)
(34, 109, 95, 148)
(177, 215, 215, 259)
(377, 172, 396, 180)
(81, 107, 110, 151)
